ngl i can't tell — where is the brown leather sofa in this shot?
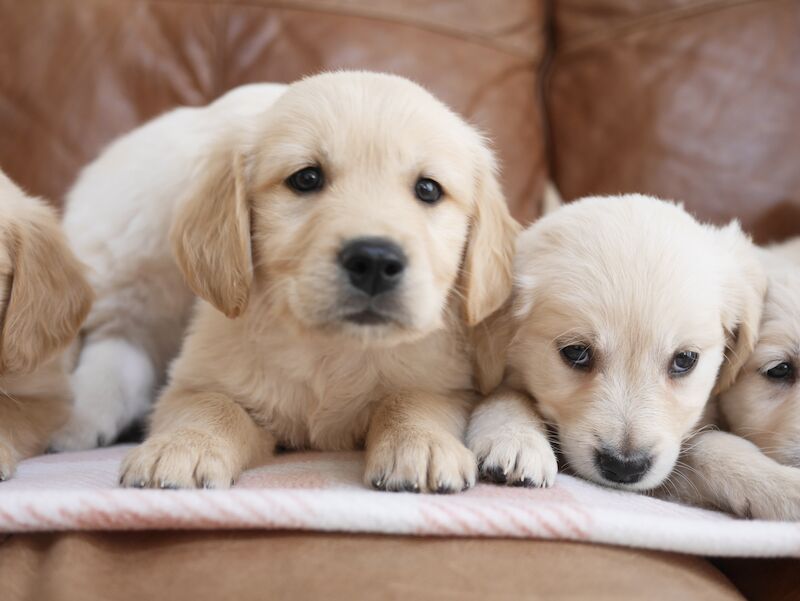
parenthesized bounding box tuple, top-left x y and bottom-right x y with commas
(1, 1, 798, 599)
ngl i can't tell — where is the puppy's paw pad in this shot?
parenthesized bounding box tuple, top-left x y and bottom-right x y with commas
(471, 428, 557, 488)
(119, 431, 237, 490)
(365, 433, 476, 494)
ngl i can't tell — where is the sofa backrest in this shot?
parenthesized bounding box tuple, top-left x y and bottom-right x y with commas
(0, 0, 548, 224)
(2, 0, 798, 241)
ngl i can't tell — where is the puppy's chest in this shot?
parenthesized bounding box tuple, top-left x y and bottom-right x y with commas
(245, 335, 472, 450)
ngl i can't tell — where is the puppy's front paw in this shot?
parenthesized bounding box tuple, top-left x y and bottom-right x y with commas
(49, 410, 121, 452)
(467, 424, 557, 488)
(738, 466, 800, 521)
(0, 441, 17, 482)
(120, 430, 239, 489)
(365, 431, 477, 494)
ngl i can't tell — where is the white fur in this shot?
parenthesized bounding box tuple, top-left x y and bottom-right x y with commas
(466, 386, 557, 487)
(50, 339, 154, 449)
(51, 84, 287, 450)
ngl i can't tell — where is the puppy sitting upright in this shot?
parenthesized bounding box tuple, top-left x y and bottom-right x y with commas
(0, 171, 92, 479)
(55, 72, 518, 491)
(470, 195, 800, 519)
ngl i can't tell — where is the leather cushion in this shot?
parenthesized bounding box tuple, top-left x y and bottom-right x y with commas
(547, 0, 800, 242)
(0, 0, 548, 223)
(0, 531, 746, 601)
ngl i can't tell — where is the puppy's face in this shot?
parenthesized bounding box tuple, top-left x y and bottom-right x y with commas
(509, 196, 765, 491)
(0, 173, 92, 375)
(173, 72, 518, 345)
(719, 248, 800, 467)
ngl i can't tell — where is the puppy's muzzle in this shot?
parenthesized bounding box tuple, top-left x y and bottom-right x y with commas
(594, 447, 652, 485)
(339, 237, 406, 297)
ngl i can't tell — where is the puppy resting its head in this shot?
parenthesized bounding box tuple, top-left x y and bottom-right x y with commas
(0, 171, 92, 478)
(718, 238, 800, 468)
(507, 195, 764, 491)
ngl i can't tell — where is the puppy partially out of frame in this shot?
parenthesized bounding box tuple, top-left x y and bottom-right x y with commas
(0, 171, 92, 480)
(718, 238, 800, 468)
(55, 71, 518, 491)
(469, 195, 800, 520)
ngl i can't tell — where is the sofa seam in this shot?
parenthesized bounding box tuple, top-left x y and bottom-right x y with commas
(539, 0, 557, 215)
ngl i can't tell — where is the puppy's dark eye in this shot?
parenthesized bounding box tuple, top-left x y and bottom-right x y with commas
(415, 178, 443, 204)
(670, 351, 698, 376)
(286, 166, 324, 193)
(560, 344, 592, 370)
(764, 362, 794, 382)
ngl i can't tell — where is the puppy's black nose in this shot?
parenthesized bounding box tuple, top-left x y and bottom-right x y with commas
(595, 448, 652, 484)
(339, 238, 406, 296)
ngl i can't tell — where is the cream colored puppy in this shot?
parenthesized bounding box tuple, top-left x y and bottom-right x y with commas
(54, 72, 518, 491)
(469, 195, 800, 520)
(718, 238, 800, 468)
(0, 171, 92, 479)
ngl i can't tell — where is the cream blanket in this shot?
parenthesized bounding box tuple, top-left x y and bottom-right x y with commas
(0, 446, 797, 557)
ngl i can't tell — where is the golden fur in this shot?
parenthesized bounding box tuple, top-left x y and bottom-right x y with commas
(0, 171, 92, 479)
(118, 72, 518, 491)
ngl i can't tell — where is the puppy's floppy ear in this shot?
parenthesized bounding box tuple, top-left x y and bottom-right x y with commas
(0, 181, 93, 374)
(170, 143, 252, 318)
(460, 146, 520, 327)
(713, 221, 767, 394)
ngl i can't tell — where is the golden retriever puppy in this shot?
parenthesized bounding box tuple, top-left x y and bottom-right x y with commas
(0, 171, 92, 479)
(469, 195, 800, 520)
(718, 238, 800, 468)
(53, 71, 518, 490)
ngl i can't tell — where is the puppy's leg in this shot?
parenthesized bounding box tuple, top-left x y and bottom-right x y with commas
(466, 386, 557, 487)
(365, 392, 476, 494)
(50, 339, 155, 451)
(119, 387, 274, 489)
(663, 431, 800, 520)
